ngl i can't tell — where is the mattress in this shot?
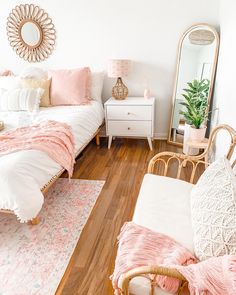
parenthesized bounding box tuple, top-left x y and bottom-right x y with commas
(0, 101, 104, 222)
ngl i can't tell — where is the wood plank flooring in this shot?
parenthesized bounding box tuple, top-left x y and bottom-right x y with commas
(57, 138, 183, 295)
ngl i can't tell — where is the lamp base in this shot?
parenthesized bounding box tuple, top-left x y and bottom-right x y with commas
(112, 77, 128, 100)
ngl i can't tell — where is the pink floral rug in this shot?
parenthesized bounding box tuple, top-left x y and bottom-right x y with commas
(0, 178, 105, 295)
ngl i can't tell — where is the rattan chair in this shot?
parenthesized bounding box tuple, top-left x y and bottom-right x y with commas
(119, 124, 236, 295)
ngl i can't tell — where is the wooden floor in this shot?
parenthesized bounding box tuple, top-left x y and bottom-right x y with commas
(57, 138, 183, 295)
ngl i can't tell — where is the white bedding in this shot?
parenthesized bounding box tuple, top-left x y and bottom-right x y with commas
(0, 101, 104, 222)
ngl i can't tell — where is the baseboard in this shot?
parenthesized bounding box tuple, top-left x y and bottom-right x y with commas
(153, 133, 168, 140)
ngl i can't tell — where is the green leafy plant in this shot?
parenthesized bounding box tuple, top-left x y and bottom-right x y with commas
(180, 79, 210, 129)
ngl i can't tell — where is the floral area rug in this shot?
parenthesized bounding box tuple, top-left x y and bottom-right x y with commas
(0, 178, 105, 295)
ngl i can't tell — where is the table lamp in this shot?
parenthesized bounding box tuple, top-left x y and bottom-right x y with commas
(108, 59, 131, 100)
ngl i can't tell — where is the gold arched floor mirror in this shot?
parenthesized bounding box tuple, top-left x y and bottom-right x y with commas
(168, 24, 219, 151)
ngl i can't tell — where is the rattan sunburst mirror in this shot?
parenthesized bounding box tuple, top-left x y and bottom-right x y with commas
(7, 4, 56, 62)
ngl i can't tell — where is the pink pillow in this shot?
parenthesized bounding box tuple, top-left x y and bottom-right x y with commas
(49, 67, 91, 105)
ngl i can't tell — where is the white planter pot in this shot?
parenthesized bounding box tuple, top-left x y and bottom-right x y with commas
(183, 123, 199, 155)
(189, 126, 207, 142)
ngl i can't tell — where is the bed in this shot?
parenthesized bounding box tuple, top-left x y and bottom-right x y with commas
(0, 101, 104, 223)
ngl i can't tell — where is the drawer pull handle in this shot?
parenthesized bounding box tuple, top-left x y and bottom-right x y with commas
(128, 127, 130, 130)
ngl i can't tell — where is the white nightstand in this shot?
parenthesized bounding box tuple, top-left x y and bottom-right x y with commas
(104, 97, 155, 150)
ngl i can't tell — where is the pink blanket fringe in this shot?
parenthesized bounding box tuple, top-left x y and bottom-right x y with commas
(176, 255, 236, 295)
(0, 120, 76, 177)
(111, 222, 236, 295)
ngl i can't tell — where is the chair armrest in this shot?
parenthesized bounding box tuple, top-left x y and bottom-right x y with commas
(120, 265, 187, 295)
(147, 124, 236, 183)
(147, 151, 207, 184)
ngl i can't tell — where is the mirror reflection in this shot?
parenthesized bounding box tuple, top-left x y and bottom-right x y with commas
(168, 25, 219, 150)
(21, 22, 41, 47)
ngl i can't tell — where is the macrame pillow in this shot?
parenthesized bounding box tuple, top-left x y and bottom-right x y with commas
(191, 157, 236, 261)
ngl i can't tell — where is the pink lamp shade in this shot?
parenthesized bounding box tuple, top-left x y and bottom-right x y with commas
(108, 59, 131, 78)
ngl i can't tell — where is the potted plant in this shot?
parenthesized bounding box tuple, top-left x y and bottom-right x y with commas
(180, 79, 210, 142)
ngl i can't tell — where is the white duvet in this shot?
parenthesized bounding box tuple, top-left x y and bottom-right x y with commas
(0, 101, 104, 222)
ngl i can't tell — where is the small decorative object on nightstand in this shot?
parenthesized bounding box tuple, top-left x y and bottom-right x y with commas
(108, 59, 131, 100)
(144, 79, 150, 99)
(144, 87, 150, 99)
(105, 97, 155, 150)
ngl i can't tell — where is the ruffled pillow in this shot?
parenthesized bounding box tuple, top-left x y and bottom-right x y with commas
(0, 88, 44, 111)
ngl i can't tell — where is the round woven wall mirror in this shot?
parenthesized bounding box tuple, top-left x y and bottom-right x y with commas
(7, 4, 56, 62)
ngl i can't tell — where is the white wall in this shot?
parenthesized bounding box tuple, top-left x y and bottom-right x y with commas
(0, 0, 219, 138)
(212, 0, 236, 157)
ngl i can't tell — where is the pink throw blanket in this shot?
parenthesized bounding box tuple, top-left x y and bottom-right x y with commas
(111, 222, 236, 295)
(176, 256, 236, 295)
(0, 120, 75, 177)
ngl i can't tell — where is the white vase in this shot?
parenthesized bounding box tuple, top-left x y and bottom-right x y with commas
(144, 88, 150, 99)
(183, 123, 199, 155)
(189, 126, 207, 142)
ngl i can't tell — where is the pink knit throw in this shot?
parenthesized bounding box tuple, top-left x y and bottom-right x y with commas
(176, 256, 236, 295)
(0, 120, 75, 177)
(111, 222, 236, 295)
(111, 222, 197, 293)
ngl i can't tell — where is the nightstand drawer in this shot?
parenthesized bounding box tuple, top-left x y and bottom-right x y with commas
(107, 120, 152, 136)
(106, 105, 152, 121)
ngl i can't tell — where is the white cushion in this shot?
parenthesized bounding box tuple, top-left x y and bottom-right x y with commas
(90, 71, 104, 102)
(0, 88, 44, 111)
(126, 174, 194, 295)
(20, 67, 48, 80)
(0, 76, 21, 90)
(191, 157, 236, 261)
(119, 275, 171, 295)
(133, 174, 194, 250)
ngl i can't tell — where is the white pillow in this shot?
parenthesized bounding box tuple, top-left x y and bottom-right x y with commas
(191, 157, 236, 261)
(20, 67, 48, 80)
(0, 76, 21, 90)
(90, 71, 105, 102)
(0, 88, 44, 112)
